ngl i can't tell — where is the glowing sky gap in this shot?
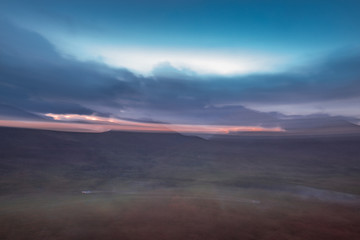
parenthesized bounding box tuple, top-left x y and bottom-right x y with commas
(87, 47, 290, 75)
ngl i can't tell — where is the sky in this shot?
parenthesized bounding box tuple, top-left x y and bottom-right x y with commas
(0, 0, 360, 134)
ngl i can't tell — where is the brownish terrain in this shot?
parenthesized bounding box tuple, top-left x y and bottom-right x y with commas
(0, 127, 359, 240)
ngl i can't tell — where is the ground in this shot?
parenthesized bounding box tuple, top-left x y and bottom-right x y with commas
(0, 127, 359, 239)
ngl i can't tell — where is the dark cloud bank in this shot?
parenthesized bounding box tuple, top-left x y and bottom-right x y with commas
(1, 19, 360, 133)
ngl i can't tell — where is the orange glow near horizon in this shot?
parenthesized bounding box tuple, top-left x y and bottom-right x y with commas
(0, 113, 285, 134)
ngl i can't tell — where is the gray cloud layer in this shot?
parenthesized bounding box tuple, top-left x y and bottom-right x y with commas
(1, 19, 360, 131)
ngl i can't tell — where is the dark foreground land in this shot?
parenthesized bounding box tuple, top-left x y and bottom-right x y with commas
(0, 127, 359, 240)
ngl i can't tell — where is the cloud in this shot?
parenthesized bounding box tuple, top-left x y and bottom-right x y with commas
(0, 18, 360, 133)
(0, 19, 137, 114)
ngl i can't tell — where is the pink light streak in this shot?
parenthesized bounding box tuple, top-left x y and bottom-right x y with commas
(0, 113, 285, 134)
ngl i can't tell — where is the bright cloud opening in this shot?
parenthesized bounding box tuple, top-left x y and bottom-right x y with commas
(85, 46, 289, 75)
